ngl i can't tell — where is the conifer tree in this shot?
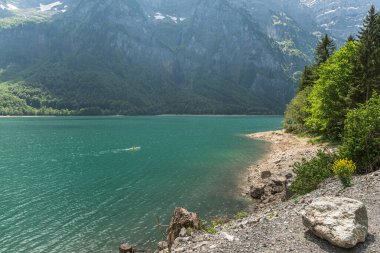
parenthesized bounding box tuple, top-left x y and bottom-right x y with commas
(315, 34, 336, 65)
(346, 35, 355, 42)
(298, 66, 316, 91)
(357, 5, 380, 101)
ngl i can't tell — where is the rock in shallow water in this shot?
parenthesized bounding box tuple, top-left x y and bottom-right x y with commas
(302, 196, 368, 248)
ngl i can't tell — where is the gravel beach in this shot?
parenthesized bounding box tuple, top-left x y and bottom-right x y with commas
(171, 131, 379, 253)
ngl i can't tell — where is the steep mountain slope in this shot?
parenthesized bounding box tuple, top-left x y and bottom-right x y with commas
(300, 0, 376, 39)
(0, 0, 375, 115)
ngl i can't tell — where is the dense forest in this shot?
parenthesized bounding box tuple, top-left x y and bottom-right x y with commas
(285, 5, 380, 194)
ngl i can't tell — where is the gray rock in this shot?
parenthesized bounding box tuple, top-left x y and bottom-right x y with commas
(261, 170, 272, 179)
(270, 178, 286, 195)
(271, 186, 284, 194)
(302, 197, 368, 248)
(285, 173, 293, 180)
(157, 241, 168, 251)
(250, 184, 265, 199)
(282, 183, 294, 201)
(179, 227, 187, 237)
(167, 208, 200, 248)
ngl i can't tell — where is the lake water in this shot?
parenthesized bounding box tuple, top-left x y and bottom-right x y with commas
(0, 116, 282, 252)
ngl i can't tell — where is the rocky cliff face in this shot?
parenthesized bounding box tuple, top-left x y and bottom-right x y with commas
(0, 0, 376, 114)
(300, 0, 375, 39)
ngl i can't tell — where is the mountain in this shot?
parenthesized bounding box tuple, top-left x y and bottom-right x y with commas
(0, 0, 376, 115)
(300, 0, 376, 39)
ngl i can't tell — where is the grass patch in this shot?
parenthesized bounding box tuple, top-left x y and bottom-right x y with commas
(200, 216, 229, 234)
(234, 211, 249, 220)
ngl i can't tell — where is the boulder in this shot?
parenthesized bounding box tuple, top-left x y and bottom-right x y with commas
(157, 241, 168, 251)
(285, 173, 293, 180)
(179, 227, 187, 237)
(166, 208, 200, 248)
(270, 178, 286, 195)
(119, 244, 135, 253)
(302, 197, 368, 248)
(250, 184, 265, 199)
(261, 170, 272, 179)
(271, 185, 284, 194)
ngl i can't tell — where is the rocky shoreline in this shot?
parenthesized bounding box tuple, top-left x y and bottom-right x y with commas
(166, 131, 380, 252)
(243, 130, 328, 209)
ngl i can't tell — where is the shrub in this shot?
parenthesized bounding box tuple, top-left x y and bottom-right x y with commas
(333, 159, 356, 187)
(284, 86, 312, 133)
(290, 150, 337, 195)
(341, 95, 380, 173)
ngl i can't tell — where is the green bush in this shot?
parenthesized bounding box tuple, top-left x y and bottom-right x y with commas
(290, 150, 337, 195)
(284, 86, 312, 133)
(341, 95, 380, 173)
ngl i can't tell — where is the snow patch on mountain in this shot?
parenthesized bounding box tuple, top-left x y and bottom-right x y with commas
(39, 1, 63, 12)
(4, 3, 18, 10)
(153, 12, 186, 23)
(154, 12, 165, 20)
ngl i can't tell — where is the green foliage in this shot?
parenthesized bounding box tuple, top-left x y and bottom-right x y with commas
(0, 82, 72, 116)
(277, 40, 308, 60)
(356, 5, 380, 102)
(284, 86, 311, 133)
(200, 216, 228, 234)
(298, 65, 317, 91)
(0, 13, 51, 29)
(290, 150, 338, 195)
(306, 42, 359, 140)
(185, 227, 193, 235)
(315, 34, 336, 65)
(346, 35, 355, 42)
(285, 6, 380, 144)
(341, 95, 380, 173)
(333, 159, 357, 188)
(200, 220, 217, 234)
(234, 211, 248, 220)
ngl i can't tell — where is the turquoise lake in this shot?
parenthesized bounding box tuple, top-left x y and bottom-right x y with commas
(0, 116, 282, 252)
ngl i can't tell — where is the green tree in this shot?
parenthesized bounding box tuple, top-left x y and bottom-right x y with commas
(346, 35, 355, 42)
(306, 42, 359, 139)
(297, 66, 317, 91)
(315, 34, 336, 65)
(284, 86, 312, 133)
(357, 5, 380, 101)
(341, 95, 380, 173)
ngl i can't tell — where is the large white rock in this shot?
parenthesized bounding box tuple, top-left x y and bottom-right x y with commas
(302, 197, 368, 248)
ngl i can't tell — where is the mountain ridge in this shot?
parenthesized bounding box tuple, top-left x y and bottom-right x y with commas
(0, 0, 376, 115)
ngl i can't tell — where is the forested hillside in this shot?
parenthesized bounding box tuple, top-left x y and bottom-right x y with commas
(285, 5, 380, 174)
(0, 0, 376, 115)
